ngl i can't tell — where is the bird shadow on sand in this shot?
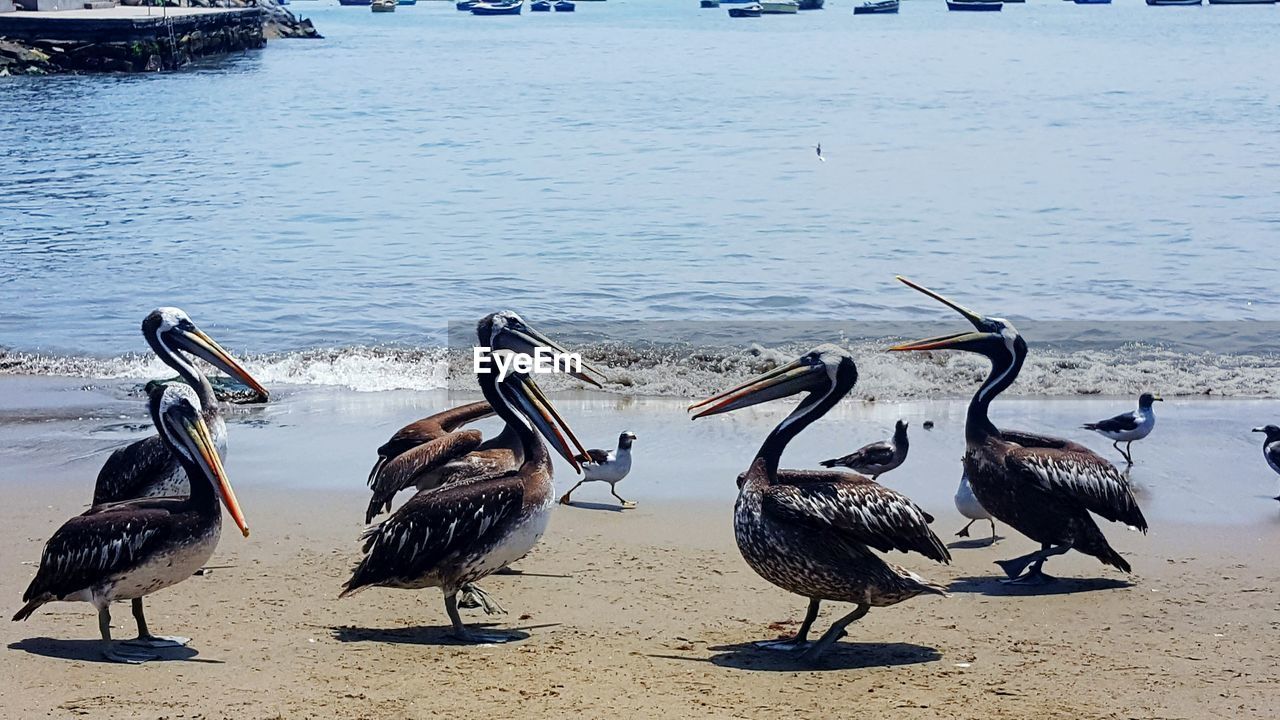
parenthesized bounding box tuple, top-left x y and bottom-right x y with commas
(330, 622, 558, 646)
(558, 500, 628, 513)
(948, 575, 1132, 597)
(651, 641, 941, 672)
(8, 637, 210, 664)
(947, 536, 1003, 550)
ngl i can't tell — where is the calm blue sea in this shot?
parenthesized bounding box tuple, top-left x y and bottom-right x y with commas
(2, 1, 1278, 383)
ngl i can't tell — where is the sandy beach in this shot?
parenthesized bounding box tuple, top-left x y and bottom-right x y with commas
(1, 378, 1277, 719)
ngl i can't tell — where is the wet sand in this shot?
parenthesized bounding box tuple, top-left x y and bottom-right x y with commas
(1, 378, 1278, 719)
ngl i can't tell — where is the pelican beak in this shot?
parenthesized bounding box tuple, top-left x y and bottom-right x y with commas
(689, 356, 825, 420)
(179, 414, 249, 537)
(502, 373, 590, 473)
(496, 319, 608, 388)
(176, 326, 269, 401)
(895, 276, 989, 331)
(888, 329, 994, 353)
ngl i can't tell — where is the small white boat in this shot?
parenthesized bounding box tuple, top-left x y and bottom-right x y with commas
(760, 0, 799, 11)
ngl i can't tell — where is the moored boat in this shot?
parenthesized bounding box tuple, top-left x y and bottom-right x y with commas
(728, 1, 762, 14)
(555, 0, 575, 8)
(760, 0, 799, 11)
(397, 0, 417, 4)
(457, 0, 480, 8)
(1147, 0, 1202, 5)
(338, 0, 373, 5)
(1073, 0, 1112, 4)
(797, 0, 824, 9)
(947, 0, 1002, 9)
(854, 0, 898, 12)
(472, 0, 523, 12)
(372, 0, 396, 11)
(532, 0, 551, 8)
(701, 0, 720, 6)
(1206, 0, 1275, 4)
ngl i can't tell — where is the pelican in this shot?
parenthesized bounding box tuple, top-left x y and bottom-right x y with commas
(954, 471, 997, 542)
(890, 277, 1147, 584)
(1252, 425, 1280, 500)
(558, 431, 637, 507)
(690, 346, 949, 662)
(1082, 393, 1162, 465)
(340, 315, 591, 644)
(364, 311, 604, 524)
(13, 384, 250, 663)
(94, 308, 268, 506)
(820, 420, 909, 479)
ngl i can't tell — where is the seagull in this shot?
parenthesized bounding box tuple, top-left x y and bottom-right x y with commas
(559, 431, 637, 508)
(819, 420, 908, 480)
(954, 471, 996, 543)
(1082, 393, 1162, 465)
(1251, 425, 1280, 500)
(815, 143, 825, 162)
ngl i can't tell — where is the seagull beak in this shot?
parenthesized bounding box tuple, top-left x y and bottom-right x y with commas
(689, 357, 825, 419)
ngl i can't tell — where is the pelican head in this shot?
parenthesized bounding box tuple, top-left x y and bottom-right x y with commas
(496, 371, 591, 473)
(689, 344, 856, 419)
(142, 308, 269, 401)
(887, 276, 1027, 362)
(1253, 425, 1280, 442)
(148, 383, 249, 537)
(477, 310, 608, 387)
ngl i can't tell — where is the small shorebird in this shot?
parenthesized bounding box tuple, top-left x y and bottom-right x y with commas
(1251, 425, 1280, 500)
(815, 143, 825, 162)
(1082, 393, 1162, 465)
(13, 384, 250, 663)
(891, 277, 1146, 584)
(341, 315, 591, 644)
(94, 308, 268, 506)
(954, 471, 996, 542)
(559, 431, 637, 508)
(820, 420, 909, 479)
(691, 346, 949, 662)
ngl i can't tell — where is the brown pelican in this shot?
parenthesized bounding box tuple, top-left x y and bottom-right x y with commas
(558, 431, 637, 507)
(364, 311, 604, 524)
(1252, 425, 1280, 500)
(341, 315, 590, 644)
(1082, 393, 1161, 465)
(820, 420, 909, 479)
(94, 308, 267, 506)
(890, 277, 1147, 584)
(690, 345, 949, 662)
(13, 383, 250, 663)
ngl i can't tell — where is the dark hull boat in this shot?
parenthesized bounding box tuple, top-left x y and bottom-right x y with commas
(947, 0, 1002, 9)
(555, 0, 575, 9)
(532, 0, 551, 8)
(1147, 0, 1202, 5)
(457, 0, 480, 8)
(701, 0, 720, 5)
(472, 0, 523, 12)
(338, 0, 373, 5)
(854, 0, 898, 12)
(797, 0, 824, 8)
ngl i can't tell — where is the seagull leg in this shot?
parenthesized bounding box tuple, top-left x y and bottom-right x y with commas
(558, 480, 586, 506)
(988, 519, 998, 544)
(610, 484, 637, 509)
(444, 591, 518, 644)
(755, 598, 819, 651)
(955, 520, 974, 538)
(1125, 442, 1135, 464)
(100, 605, 156, 664)
(800, 603, 870, 663)
(122, 598, 189, 648)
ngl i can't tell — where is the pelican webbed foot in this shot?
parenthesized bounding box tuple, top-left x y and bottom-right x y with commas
(994, 553, 1039, 580)
(103, 643, 159, 664)
(799, 604, 870, 663)
(463, 585, 507, 616)
(1002, 569, 1057, 586)
(754, 638, 811, 652)
(452, 627, 521, 644)
(123, 634, 190, 648)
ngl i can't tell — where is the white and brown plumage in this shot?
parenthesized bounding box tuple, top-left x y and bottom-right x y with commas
(558, 431, 637, 507)
(364, 311, 605, 524)
(691, 345, 949, 662)
(13, 384, 250, 663)
(891, 277, 1147, 584)
(820, 420, 909, 479)
(340, 314, 592, 643)
(1252, 425, 1280, 500)
(1082, 392, 1161, 465)
(94, 308, 268, 506)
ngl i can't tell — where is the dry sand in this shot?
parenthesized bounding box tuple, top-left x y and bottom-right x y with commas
(1, 381, 1278, 719)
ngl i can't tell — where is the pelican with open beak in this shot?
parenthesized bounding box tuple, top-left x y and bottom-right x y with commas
(342, 330, 590, 644)
(891, 276, 1147, 584)
(94, 307, 268, 505)
(14, 383, 250, 663)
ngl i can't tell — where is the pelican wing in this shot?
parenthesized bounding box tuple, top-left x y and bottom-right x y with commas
(370, 401, 495, 484)
(365, 430, 485, 523)
(998, 429, 1095, 454)
(21, 501, 180, 602)
(343, 475, 525, 596)
(1005, 445, 1147, 531)
(775, 469, 874, 486)
(93, 435, 176, 505)
(762, 481, 951, 563)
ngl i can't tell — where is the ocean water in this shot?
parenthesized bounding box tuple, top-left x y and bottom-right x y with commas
(2, 1, 1278, 395)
